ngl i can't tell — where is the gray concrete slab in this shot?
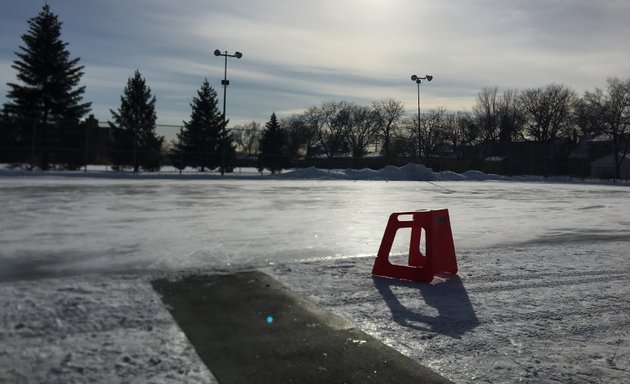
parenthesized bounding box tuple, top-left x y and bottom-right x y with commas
(152, 271, 452, 384)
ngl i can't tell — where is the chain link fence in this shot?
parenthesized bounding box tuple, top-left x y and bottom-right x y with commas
(0, 117, 599, 177)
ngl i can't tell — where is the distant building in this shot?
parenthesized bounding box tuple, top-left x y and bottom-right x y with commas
(480, 139, 574, 176)
(591, 153, 630, 180)
(84, 115, 111, 164)
(568, 133, 625, 178)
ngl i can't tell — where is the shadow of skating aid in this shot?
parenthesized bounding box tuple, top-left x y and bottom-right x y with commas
(372, 275, 479, 338)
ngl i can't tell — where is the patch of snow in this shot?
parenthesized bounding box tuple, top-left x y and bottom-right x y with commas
(263, 241, 630, 384)
(0, 274, 216, 383)
(399, 163, 436, 180)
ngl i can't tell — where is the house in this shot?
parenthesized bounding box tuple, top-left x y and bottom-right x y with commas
(591, 152, 630, 179)
(568, 133, 624, 177)
(487, 139, 573, 176)
(84, 115, 111, 164)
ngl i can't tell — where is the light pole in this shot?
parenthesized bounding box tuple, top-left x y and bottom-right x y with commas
(410, 74, 433, 159)
(214, 49, 243, 175)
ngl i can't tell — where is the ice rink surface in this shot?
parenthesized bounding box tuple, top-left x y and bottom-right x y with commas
(1, 176, 629, 278)
(1, 173, 629, 383)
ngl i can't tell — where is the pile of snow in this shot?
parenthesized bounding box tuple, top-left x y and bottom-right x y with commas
(279, 163, 443, 181)
(436, 170, 468, 181)
(277, 164, 437, 181)
(277, 167, 349, 180)
(281, 163, 629, 185)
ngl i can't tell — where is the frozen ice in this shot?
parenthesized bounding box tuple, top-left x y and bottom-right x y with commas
(0, 164, 629, 383)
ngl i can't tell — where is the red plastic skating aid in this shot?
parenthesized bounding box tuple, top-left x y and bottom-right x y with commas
(371, 209, 458, 283)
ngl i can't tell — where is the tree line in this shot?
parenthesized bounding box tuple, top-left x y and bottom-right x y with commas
(2, 5, 629, 177)
(247, 80, 629, 178)
(0, 5, 234, 173)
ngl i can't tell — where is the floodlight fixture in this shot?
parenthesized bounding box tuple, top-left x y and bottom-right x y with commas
(411, 74, 433, 83)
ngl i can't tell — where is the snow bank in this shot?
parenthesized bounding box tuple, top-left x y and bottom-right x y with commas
(278, 163, 436, 181)
(2, 162, 629, 185)
(459, 170, 508, 181)
(280, 163, 630, 185)
(436, 170, 468, 181)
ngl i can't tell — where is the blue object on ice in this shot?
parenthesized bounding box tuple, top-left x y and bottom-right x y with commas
(266, 316, 273, 324)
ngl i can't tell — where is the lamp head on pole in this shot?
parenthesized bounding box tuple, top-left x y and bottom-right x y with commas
(411, 74, 433, 83)
(235, 51, 243, 59)
(213, 49, 222, 56)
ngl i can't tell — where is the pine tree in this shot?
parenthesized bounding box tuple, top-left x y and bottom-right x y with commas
(219, 123, 237, 173)
(3, 4, 91, 169)
(259, 112, 290, 173)
(109, 70, 163, 172)
(0, 110, 16, 163)
(175, 79, 226, 171)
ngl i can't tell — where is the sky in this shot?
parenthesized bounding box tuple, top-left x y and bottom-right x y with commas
(1, 0, 629, 135)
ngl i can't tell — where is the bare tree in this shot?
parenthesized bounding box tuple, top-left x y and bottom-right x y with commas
(442, 111, 475, 159)
(403, 114, 422, 160)
(302, 106, 327, 156)
(441, 113, 458, 157)
(232, 121, 261, 155)
(389, 129, 416, 159)
(310, 101, 351, 158)
(422, 107, 451, 158)
(372, 98, 405, 159)
(573, 97, 601, 139)
(281, 114, 317, 158)
(345, 104, 379, 158)
(583, 77, 630, 179)
(454, 111, 479, 155)
(473, 87, 501, 143)
(406, 107, 450, 159)
(519, 83, 576, 141)
(498, 89, 525, 142)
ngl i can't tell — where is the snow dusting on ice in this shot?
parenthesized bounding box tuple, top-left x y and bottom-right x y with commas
(0, 274, 216, 383)
(264, 241, 630, 383)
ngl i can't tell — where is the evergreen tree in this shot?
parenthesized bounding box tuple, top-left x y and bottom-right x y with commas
(259, 113, 290, 173)
(3, 4, 91, 169)
(109, 70, 163, 172)
(175, 79, 226, 171)
(0, 110, 15, 163)
(219, 123, 237, 173)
